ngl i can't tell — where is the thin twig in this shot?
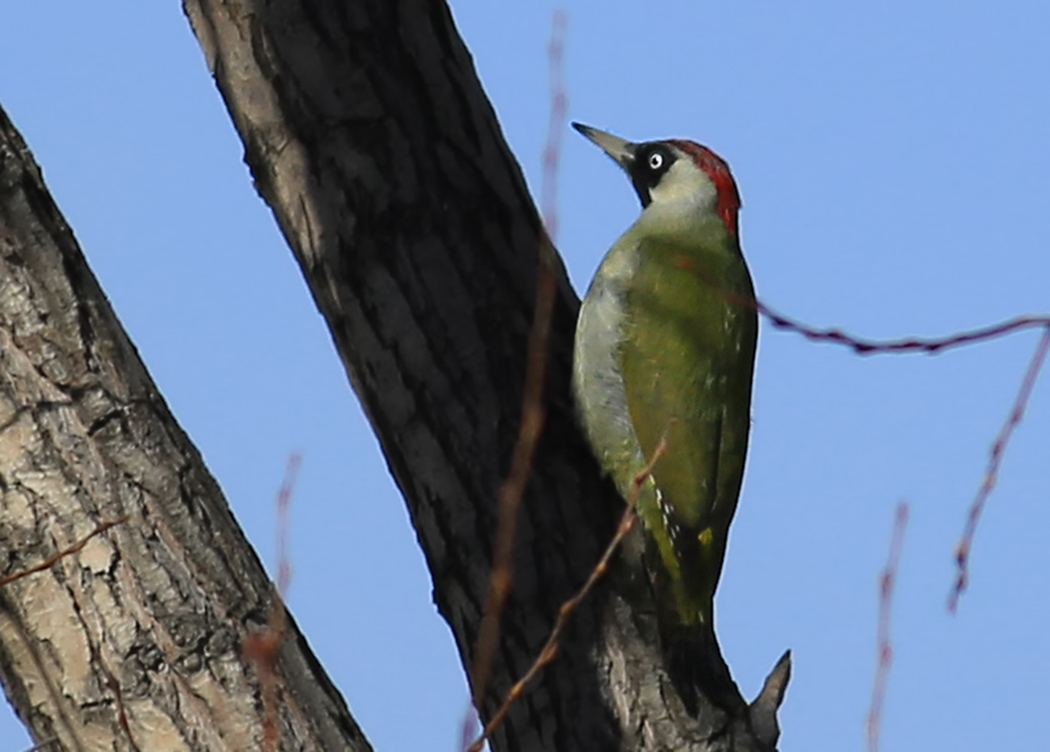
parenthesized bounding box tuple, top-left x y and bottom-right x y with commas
(949, 326, 1050, 611)
(467, 212, 558, 714)
(692, 268, 1048, 357)
(468, 10, 568, 714)
(541, 11, 569, 239)
(866, 501, 909, 752)
(458, 706, 481, 752)
(243, 452, 301, 752)
(276, 452, 301, 597)
(468, 434, 669, 752)
(101, 659, 142, 752)
(0, 516, 138, 746)
(757, 300, 1050, 356)
(0, 515, 130, 588)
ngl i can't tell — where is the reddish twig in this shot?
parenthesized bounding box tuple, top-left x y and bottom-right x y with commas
(0, 516, 136, 747)
(948, 326, 1050, 612)
(467, 197, 558, 716)
(243, 452, 301, 752)
(275, 452, 301, 597)
(0, 515, 130, 588)
(243, 613, 286, 752)
(468, 434, 669, 752)
(458, 706, 481, 752)
(101, 660, 142, 752)
(541, 11, 569, 238)
(468, 11, 568, 715)
(866, 501, 909, 752)
(756, 300, 1050, 356)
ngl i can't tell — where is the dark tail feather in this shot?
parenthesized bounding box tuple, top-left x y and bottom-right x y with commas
(662, 621, 745, 717)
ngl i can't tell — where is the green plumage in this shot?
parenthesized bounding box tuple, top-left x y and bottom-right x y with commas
(577, 225, 756, 630)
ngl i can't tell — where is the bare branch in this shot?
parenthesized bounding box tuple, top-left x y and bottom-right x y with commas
(867, 502, 909, 752)
(541, 11, 569, 238)
(748, 650, 792, 750)
(949, 327, 1050, 611)
(757, 301, 1050, 355)
(275, 453, 302, 597)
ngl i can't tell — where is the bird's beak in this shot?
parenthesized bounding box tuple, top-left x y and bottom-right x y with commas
(572, 123, 636, 170)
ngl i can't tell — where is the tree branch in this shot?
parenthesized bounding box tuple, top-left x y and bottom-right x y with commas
(0, 102, 367, 751)
(182, 0, 786, 749)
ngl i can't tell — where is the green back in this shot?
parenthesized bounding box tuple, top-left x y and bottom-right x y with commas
(619, 231, 758, 625)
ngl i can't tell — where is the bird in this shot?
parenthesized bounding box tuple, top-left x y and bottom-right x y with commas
(571, 122, 758, 715)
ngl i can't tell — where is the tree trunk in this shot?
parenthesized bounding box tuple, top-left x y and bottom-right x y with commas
(0, 0, 787, 750)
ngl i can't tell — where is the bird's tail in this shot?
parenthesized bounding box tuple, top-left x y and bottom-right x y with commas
(645, 522, 744, 717)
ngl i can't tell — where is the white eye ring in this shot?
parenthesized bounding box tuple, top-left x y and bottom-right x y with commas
(648, 152, 664, 170)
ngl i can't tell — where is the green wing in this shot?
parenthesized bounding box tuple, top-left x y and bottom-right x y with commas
(618, 233, 757, 626)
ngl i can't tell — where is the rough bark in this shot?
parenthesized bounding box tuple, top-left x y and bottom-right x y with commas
(0, 106, 367, 750)
(182, 1, 786, 751)
(0, 0, 787, 749)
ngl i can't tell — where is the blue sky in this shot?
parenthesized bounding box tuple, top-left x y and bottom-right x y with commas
(1, 2, 1047, 750)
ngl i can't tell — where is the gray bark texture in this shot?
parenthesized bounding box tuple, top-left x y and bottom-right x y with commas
(0, 106, 368, 749)
(0, 0, 788, 750)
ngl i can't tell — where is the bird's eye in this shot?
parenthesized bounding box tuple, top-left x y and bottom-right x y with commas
(648, 152, 664, 170)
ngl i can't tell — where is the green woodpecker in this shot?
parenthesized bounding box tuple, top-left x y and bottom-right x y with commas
(571, 123, 757, 712)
